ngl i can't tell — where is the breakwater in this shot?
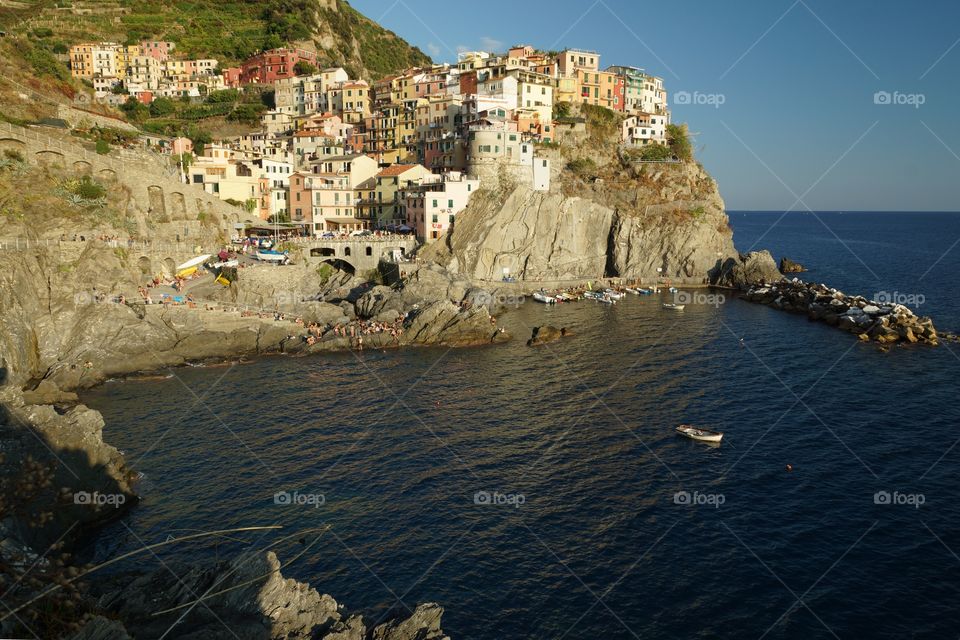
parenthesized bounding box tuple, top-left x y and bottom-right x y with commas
(742, 278, 939, 345)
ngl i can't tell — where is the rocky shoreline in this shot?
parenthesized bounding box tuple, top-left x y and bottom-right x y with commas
(742, 279, 943, 346)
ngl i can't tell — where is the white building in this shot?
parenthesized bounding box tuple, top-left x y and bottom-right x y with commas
(401, 171, 480, 242)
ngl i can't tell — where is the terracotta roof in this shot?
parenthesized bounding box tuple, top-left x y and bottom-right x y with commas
(376, 164, 420, 177)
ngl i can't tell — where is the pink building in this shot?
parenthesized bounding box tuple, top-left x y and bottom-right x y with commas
(141, 40, 175, 61)
(171, 137, 193, 156)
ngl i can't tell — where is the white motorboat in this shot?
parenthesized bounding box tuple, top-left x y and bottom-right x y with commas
(604, 288, 625, 300)
(662, 303, 685, 311)
(624, 288, 640, 295)
(676, 425, 724, 443)
(533, 291, 557, 304)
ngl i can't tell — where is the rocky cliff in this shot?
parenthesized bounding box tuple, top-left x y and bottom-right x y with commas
(423, 151, 739, 285)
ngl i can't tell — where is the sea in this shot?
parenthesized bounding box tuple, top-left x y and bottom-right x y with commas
(81, 211, 960, 639)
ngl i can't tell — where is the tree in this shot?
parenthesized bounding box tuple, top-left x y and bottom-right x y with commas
(667, 123, 693, 162)
(111, 82, 127, 95)
(149, 96, 176, 117)
(294, 60, 317, 76)
(639, 143, 671, 161)
(119, 96, 149, 123)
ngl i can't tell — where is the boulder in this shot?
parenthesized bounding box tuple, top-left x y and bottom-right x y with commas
(726, 251, 784, 289)
(527, 326, 571, 347)
(779, 257, 807, 273)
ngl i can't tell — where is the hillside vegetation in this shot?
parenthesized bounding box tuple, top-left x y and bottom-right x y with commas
(0, 0, 431, 125)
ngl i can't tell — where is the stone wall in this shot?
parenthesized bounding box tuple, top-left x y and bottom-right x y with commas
(0, 121, 256, 240)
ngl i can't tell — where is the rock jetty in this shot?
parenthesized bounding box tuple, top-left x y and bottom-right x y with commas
(743, 279, 938, 345)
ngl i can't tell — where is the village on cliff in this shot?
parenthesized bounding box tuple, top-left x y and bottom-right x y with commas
(67, 41, 673, 242)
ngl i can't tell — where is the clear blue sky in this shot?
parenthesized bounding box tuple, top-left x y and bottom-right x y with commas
(350, 0, 960, 211)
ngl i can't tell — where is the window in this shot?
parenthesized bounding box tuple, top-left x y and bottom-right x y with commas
(432, 214, 438, 223)
(448, 199, 453, 208)
(449, 215, 455, 223)
(432, 199, 438, 208)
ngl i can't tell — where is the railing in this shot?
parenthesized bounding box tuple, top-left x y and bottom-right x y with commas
(0, 238, 216, 253)
(0, 121, 180, 179)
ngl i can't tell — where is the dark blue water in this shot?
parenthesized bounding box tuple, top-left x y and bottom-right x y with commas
(82, 212, 960, 639)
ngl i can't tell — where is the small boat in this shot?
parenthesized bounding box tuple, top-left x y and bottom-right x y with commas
(210, 259, 239, 269)
(624, 288, 640, 295)
(638, 288, 654, 295)
(176, 254, 212, 273)
(676, 425, 724, 443)
(256, 250, 289, 264)
(533, 291, 556, 304)
(604, 289, 625, 300)
(662, 303, 685, 311)
(669, 287, 679, 294)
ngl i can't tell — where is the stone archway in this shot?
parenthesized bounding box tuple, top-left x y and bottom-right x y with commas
(73, 160, 92, 174)
(161, 257, 176, 278)
(169, 192, 187, 220)
(98, 168, 117, 182)
(0, 138, 26, 157)
(138, 256, 153, 277)
(343, 246, 351, 257)
(148, 186, 167, 221)
(320, 258, 355, 274)
(35, 150, 64, 166)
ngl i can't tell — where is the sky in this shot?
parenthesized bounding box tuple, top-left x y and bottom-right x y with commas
(349, 0, 960, 211)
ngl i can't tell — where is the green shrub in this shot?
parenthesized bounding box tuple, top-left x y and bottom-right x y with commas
(75, 176, 106, 199)
(149, 96, 176, 116)
(667, 123, 693, 162)
(294, 61, 317, 76)
(639, 144, 671, 161)
(95, 139, 110, 155)
(32, 27, 54, 38)
(205, 89, 240, 104)
(3, 149, 24, 162)
(567, 157, 596, 176)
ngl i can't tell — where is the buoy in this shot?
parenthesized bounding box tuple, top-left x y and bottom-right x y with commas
(785, 464, 793, 472)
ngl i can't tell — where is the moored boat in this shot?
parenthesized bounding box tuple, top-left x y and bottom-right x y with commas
(604, 288, 625, 300)
(662, 303, 685, 311)
(676, 425, 724, 443)
(533, 291, 557, 304)
(638, 288, 654, 295)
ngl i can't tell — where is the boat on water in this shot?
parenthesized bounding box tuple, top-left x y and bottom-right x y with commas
(669, 287, 679, 294)
(624, 288, 640, 295)
(676, 425, 724, 443)
(533, 291, 557, 304)
(604, 289, 625, 300)
(662, 303, 685, 311)
(638, 288, 654, 295)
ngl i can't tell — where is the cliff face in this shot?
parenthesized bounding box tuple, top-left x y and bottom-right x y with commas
(425, 160, 737, 284)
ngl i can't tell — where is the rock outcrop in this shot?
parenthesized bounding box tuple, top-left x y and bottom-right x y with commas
(527, 325, 572, 347)
(86, 551, 450, 640)
(779, 257, 807, 273)
(718, 250, 785, 289)
(742, 279, 939, 345)
(422, 162, 737, 284)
